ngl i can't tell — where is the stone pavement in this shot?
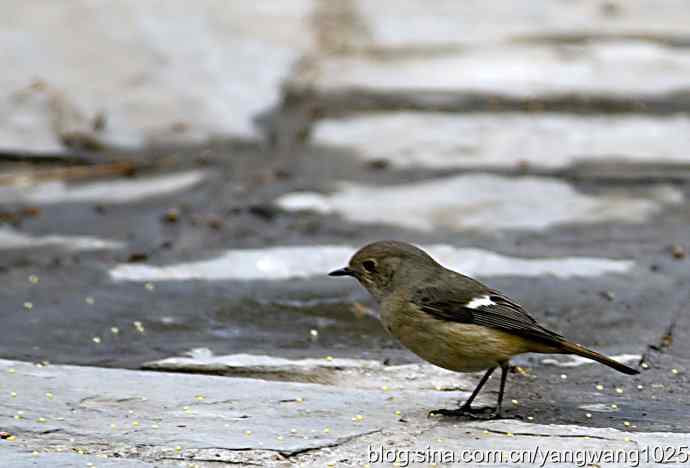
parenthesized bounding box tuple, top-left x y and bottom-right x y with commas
(2, 1, 690, 466)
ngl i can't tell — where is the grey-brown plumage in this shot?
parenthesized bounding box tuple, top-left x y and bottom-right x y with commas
(329, 240, 638, 418)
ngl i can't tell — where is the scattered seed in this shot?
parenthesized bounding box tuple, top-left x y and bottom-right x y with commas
(506, 432, 514, 437)
(560, 374, 567, 380)
(133, 321, 145, 333)
(145, 283, 155, 291)
(394, 410, 401, 416)
(527, 416, 534, 421)
(623, 421, 631, 427)
(10, 391, 17, 397)
(595, 384, 604, 391)
(671, 368, 679, 374)
(381, 385, 390, 392)
(244, 430, 252, 436)
(276, 435, 284, 441)
(637, 385, 644, 390)
(28, 275, 39, 284)
(290, 428, 297, 433)
(8, 368, 16, 374)
(195, 395, 205, 401)
(323, 427, 331, 433)
(586, 413, 592, 418)
(110, 327, 119, 335)
(85, 297, 95, 305)
(352, 415, 364, 422)
(37, 417, 46, 423)
(152, 423, 159, 429)
(624, 436, 631, 442)
(615, 387, 623, 394)
(641, 362, 649, 369)
(309, 329, 319, 338)
(175, 446, 182, 452)
(23, 302, 33, 310)
(45, 392, 54, 399)
(325, 356, 334, 361)
(611, 404, 619, 409)
(295, 397, 304, 403)
(511, 399, 519, 405)
(92, 337, 102, 344)
(132, 421, 140, 427)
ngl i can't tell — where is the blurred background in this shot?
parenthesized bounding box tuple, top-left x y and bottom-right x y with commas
(2, 0, 690, 381)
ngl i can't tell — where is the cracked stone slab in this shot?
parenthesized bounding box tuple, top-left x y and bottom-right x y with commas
(2, 358, 689, 467)
(277, 174, 683, 232)
(0, 0, 313, 153)
(109, 244, 633, 282)
(351, 0, 690, 48)
(313, 112, 690, 170)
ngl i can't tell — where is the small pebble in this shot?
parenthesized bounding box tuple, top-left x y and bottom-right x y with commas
(595, 384, 604, 391)
(585, 413, 592, 418)
(309, 329, 319, 338)
(511, 399, 519, 405)
(611, 404, 619, 409)
(92, 337, 102, 344)
(671, 368, 679, 374)
(560, 374, 567, 380)
(85, 297, 95, 305)
(615, 387, 623, 394)
(637, 385, 644, 390)
(23, 302, 33, 310)
(110, 327, 120, 335)
(641, 362, 649, 369)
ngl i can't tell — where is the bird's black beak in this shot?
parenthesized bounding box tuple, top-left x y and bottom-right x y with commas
(329, 267, 356, 277)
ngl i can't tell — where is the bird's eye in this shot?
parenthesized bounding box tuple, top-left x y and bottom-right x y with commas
(362, 260, 377, 272)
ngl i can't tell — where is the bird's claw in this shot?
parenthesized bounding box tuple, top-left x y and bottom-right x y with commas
(428, 406, 501, 420)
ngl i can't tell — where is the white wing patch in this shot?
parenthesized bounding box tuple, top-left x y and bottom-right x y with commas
(466, 295, 496, 309)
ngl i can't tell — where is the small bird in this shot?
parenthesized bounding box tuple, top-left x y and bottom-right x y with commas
(329, 240, 638, 418)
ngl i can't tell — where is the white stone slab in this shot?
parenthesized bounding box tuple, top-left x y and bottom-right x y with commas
(0, 227, 124, 251)
(277, 174, 682, 232)
(109, 244, 633, 282)
(313, 113, 690, 169)
(307, 42, 690, 98)
(0, 169, 205, 204)
(0, 0, 313, 152)
(354, 0, 690, 48)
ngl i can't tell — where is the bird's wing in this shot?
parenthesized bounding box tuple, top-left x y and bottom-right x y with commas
(411, 284, 566, 346)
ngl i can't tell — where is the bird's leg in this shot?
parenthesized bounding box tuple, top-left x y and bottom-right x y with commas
(490, 362, 510, 419)
(429, 367, 496, 418)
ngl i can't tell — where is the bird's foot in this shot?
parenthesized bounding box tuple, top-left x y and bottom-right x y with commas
(429, 406, 502, 420)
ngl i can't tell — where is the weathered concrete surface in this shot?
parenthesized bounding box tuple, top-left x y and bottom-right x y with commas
(2, 357, 689, 467)
(0, 0, 313, 152)
(313, 112, 690, 170)
(3, 1, 690, 466)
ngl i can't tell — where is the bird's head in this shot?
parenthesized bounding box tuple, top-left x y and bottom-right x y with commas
(329, 240, 438, 301)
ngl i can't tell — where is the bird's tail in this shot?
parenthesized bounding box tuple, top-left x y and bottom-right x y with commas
(559, 341, 639, 375)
